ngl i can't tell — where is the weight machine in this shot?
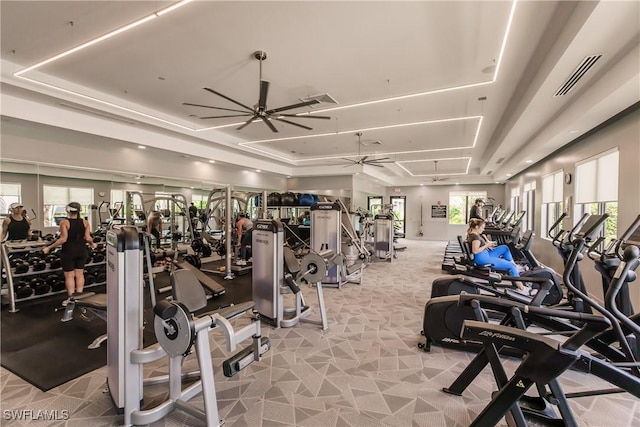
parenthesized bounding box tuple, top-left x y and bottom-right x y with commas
(252, 219, 328, 330)
(310, 201, 364, 288)
(199, 187, 266, 279)
(125, 191, 193, 250)
(105, 226, 269, 426)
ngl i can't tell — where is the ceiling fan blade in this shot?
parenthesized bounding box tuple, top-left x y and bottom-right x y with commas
(360, 156, 369, 162)
(367, 158, 393, 163)
(272, 117, 313, 131)
(236, 116, 258, 131)
(203, 87, 254, 112)
(368, 163, 385, 168)
(266, 99, 320, 114)
(182, 103, 249, 114)
(278, 114, 332, 120)
(200, 114, 253, 119)
(258, 80, 269, 111)
(261, 116, 278, 133)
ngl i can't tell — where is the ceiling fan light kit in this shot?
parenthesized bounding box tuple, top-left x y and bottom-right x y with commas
(183, 50, 331, 132)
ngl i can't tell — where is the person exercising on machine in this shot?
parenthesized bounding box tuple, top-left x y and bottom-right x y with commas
(236, 212, 253, 266)
(147, 209, 163, 250)
(467, 218, 534, 295)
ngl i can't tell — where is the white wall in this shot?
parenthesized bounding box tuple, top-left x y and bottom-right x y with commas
(0, 118, 287, 191)
(384, 184, 506, 241)
(506, 108, 640, 308)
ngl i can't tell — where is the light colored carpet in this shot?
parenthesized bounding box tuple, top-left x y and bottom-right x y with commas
(1, 240, 638, 426)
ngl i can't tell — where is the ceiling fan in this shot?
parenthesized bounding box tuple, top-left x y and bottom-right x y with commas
(430, 160, 454, 182)
(183, 51, 331, 133)
(341, 133, 396, 168)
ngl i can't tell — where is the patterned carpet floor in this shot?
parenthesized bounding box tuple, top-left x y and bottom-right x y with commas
(1, 239, 639, 426)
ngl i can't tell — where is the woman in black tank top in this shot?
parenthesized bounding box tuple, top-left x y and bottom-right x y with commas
(42, 202, 97, 304)
(1, 202, 31, 241)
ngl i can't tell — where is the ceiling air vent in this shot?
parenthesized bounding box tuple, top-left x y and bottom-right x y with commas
(299, 93, 338, 105)
(554, 55, 602, 97)
(486, 170, 493, 175)
(496, 157, 504, 164)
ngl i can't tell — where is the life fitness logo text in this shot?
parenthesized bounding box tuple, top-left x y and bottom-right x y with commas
(478, 331, 515, 341)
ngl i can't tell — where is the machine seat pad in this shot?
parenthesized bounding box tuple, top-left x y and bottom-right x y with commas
(202, 301, 256, 321)
(76, 293, 108, 310)
(70, 292, 96, 300)
(283, 246, 301, 275)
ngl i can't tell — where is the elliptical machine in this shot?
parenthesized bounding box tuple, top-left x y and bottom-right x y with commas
(420, 214, 610, 353)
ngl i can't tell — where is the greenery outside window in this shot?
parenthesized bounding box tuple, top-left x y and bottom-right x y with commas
(368, 196, 383, 217)
(390, 196, 406, 235)
(449, 191, 487, 224)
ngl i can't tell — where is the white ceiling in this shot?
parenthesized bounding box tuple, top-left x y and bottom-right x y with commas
(1, 0, 639, 185)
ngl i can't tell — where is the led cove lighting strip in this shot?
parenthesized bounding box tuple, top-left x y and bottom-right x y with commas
(14, 1, 192, 77)
(12, 0, 516, 150)
(194, 1, 517, 132)
(241, 116, 481, 146)
(395, 157, 472, 177)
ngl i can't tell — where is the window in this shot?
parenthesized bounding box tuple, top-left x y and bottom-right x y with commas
(522, 181, 536, 232)
(541, 171, 563, 239)
(449, 191, 487, 224)
(43, 185, 94, 228)
(192, 193, 208, 211)
(510, 187, 520, 215)
(0, 183, 21, 213)
(390, 196, 406, 235)
(368, 196, 383, 217)
(575, 149, 618, 242)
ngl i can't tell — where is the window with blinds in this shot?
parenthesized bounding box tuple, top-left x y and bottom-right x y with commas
(0, 183, 22, 213)
(575, 149, 619, 242)
(541, 171, 563, 239)
(43, 185, 94, 228)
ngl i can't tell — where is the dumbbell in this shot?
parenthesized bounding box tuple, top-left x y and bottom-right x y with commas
(191, 239, 204, 253)
(84, 270, 96, 285)
(14, 261, 30, 275)
(29, 277, 51, 295)
(14, 281, 34, 299)
(95, 271, 107, 283)
(91, 250, 105, 263)
(32, 259, 47, 272)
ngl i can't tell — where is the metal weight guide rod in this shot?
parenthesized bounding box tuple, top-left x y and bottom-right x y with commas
(105, 226, 269, 426)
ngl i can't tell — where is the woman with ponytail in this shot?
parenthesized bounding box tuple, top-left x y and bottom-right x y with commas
(466, 218, 533, 295)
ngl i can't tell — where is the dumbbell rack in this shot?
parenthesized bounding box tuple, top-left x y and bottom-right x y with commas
(0, 240, 106, 313)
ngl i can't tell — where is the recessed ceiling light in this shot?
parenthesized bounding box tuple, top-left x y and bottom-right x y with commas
(136, 181, 141, 184)
(420, 183, 424, 186)
(456, 183, 460, 185)
(525, 160, 533, 164)
(208, 160, 215, 163)
(506, 173, 512, 177)
(568, 129, 580, 134)
(255, 169, 261, 173)
(286, 175, 291, 178)
(138, 145, 146, 149)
